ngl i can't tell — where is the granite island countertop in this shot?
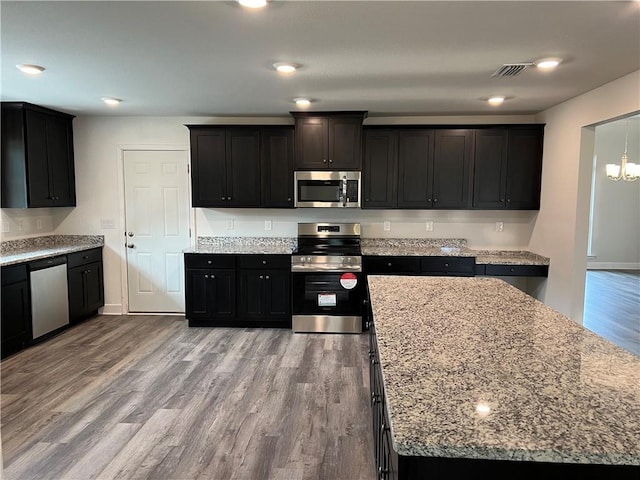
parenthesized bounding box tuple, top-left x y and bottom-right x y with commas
(0, 235, 105, 267)
(367, 275, 639, 466)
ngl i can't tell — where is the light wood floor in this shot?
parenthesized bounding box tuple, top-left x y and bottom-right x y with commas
(584, 269, 640, 357)
(0, 316, 376, 480)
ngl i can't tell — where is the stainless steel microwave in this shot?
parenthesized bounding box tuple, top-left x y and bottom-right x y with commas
(294, 171, 361, 208)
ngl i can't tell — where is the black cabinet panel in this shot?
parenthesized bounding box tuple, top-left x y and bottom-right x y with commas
(397, 130, 433, 208)
(1, 264, 31, 359)
(67, 248, 104, 324)
(473, 129, 508, 208)
(432, 129, 473, 208)
(190, 128, 226, 207)
(363, 130, 397, 208)
(292, 112, 367, 170)
(185, 254, 290, 327)
(261, 128, 294, 207)
(506, 127, 544, 209)
(364, 256, 421, 274)
(420, 256, 475, 276)
(1, 102, 76, 208)
(227, 129, 261, 206)
(483, 264, 549, 277)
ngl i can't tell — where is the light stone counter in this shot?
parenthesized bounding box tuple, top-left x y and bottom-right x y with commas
(183, 236, 296, 255)
(367, 275, 639, 465)
(361, 238, 549, 266)
(0, 235, 104, 267)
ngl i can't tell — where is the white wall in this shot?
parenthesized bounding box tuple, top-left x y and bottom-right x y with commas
(531, 70, 640, 322)
(588, 116, 640, 268)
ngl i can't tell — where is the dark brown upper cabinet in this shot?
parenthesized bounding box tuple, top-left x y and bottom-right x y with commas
(187, 126, 261, 208)
(362, 129, 397, 208)
(291, 111, 367, 170)
(397, 129, 434, 208)
(261, 127, 294, 208)
(473, 126, 544, 209)
(1, 102, 76, 208)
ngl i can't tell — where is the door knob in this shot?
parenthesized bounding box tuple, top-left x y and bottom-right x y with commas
(127, 243, 135, 248)
(127, 232, 134, 237)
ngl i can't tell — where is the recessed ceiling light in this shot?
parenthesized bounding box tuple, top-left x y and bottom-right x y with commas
(16, 64, 45, 75)
(238, 0, 267, 9)
(535, 57, 562, 70)
(294, 98, 311, 107)
(488, 96, 505, 106)
(273, 62, 300, 74)
(101, 97, 122, 106)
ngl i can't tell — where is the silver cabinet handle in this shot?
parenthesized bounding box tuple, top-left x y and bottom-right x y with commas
(259, 275, 264, 279)
(265, 275, 270, 280)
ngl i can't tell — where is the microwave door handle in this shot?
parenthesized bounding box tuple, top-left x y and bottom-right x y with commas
(342, 176, 347, 206)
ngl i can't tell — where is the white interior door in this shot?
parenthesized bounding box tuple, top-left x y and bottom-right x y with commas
(124, 149, 190, 313)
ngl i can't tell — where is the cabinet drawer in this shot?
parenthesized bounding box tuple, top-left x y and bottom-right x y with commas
(184, 254, 235, 269)
(1, 263, 28, 285)
(67, 248, 102, 268)
(364, 256, 420, 274)
(237, 254, 290, 270)
(484, 264, 549, 277)
(420, 256, 475, 275)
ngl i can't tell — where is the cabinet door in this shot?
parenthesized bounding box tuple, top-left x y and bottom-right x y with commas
(261, 128, 294, 207)
(363, 130, 397, 208)
(294, 117, 328, 169)
(46, 113, 76, 206)
(67, 265, 86, 323)
(328, 117, 362, 170)
(432, 129, 473, 208)
(84, 261, 104, 314)
(264, 269, 290, 319)
(185, 269, 211, 319)
(1, 280, 31, 358)
(473, 129, 508, 208)
(25, 109, 53, 207)
(226, 129, 261, 207)
(238, 270, 264, 319)
(506, 127, 544, 209)
(190, 128, 226, 207)
(397, 130, 433, 208)
(210, 269, 236, 319)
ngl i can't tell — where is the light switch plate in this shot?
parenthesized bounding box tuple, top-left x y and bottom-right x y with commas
(2, 222, 10, 233)
(100, 218, 115, 229)
(496, 221, 504, 232)
(226, 219, 234, 230)
(383, 221, 391, 232)
(426, 221, 434, 232)
(265, 220, 272, 231)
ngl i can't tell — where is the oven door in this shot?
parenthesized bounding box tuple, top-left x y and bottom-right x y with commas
(291, 271, 364, 332)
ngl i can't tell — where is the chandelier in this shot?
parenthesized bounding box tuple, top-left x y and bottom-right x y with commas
(605, 120, 639, 181)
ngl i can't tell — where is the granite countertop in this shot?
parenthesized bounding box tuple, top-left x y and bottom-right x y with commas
(361, 238, 549, 266)
(367, 275, 640, 465)
(183, 237, 297, 255)
(0, 235, 105, 267)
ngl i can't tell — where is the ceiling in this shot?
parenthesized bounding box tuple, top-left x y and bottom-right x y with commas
(1, 1, 639, 118)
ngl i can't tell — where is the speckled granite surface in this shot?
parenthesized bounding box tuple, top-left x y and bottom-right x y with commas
(0, 235, 104, 267)
(183, 236, 297, 255)
(368, 275, 640, 465)
(362, 238, 549, 265)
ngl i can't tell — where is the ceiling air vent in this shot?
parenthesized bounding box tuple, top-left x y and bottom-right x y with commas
(491, 63, 534, 77)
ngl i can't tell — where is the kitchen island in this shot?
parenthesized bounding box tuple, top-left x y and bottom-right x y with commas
(367, 275, 639, 479)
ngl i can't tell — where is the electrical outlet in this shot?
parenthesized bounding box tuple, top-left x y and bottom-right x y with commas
(265, 220, 272, 231)
(426, 221, 434, 232)
(226, 219, 234, 230)
(100, 218, 115, 229)
(36, 219, 43, 230)
(17, 220, 24, 231)
(383, 221, 391, 232)
(496, 221, 504, 232)
(2, 222, 10, 233)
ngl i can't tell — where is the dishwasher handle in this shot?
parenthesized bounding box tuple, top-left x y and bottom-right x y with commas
(29, 256, 67, 271)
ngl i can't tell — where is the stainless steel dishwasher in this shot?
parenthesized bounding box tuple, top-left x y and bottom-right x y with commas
(29, 256, 69, 340)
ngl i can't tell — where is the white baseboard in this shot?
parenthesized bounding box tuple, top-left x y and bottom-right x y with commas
(587, 262, 640, 270)
(100, 304, 124, 315)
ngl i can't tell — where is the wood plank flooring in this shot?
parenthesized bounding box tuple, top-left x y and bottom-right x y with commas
(0, 316, 376, 480)
(584, 269, 640, 357)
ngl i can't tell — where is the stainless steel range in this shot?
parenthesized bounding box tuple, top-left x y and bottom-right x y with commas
(291, 223, 364, 333)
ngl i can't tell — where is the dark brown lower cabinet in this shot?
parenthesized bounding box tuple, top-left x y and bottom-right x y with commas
(1, 264, 31, 359)
(67, 248, 104, 324)
(184, 253, 290, 328)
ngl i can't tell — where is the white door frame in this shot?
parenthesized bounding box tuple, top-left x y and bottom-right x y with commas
(117, 144, 194, 314)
